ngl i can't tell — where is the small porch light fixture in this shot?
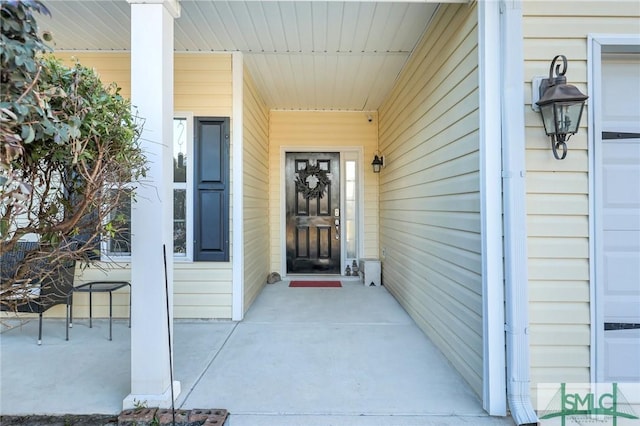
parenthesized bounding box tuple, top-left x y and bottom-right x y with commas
(534, 54, 588, 160)
(371, 153, 384, 173)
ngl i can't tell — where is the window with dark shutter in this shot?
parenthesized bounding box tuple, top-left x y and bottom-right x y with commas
(193, 117, 230, 261)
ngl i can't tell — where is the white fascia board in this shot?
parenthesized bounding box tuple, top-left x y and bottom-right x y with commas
(223, 0, 467, 2)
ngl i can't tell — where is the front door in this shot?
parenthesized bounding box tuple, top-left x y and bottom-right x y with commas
(598, 52, 640, 383)
(286, 152, 340, 274)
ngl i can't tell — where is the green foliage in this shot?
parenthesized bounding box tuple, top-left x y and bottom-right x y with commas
(23, 54, 146, 178)
(1, 0, 145, 180)
(1, 1, 147, 307)
(133, 399, 148, 410)
(0, 0, 57, 164)
(2, 54, 147, 245)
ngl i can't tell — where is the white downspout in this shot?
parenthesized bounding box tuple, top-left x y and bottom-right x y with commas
(500, 1, 538, 425)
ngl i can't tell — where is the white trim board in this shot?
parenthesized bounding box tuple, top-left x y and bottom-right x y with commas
(232, 52, 244, 321)
(478, 0, 507, 416)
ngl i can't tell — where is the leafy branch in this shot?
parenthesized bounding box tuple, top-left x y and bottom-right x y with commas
(1, 1, 147, 309)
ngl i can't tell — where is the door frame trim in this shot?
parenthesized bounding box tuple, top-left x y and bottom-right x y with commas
(587, 34, 640, 383)
(232, 52, 243, 320)
(280, 146, 364, 277)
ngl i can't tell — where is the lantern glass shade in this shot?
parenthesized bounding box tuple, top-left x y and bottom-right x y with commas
(539, 101, 585, 138)
(534, 55, 589, 159)
(536, 79, 588, 141)
(371, 154, 383, 173)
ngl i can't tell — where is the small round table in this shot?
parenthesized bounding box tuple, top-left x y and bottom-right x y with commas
(73, 281, 131, 340)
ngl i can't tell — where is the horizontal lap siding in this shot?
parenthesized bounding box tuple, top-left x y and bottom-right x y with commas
(268, 111, 379, 274)
(378, 3, 483, 396)
(243, 66, 270, 312)
(52, 52, 234, 319)
(52, 53, 132, 99)
(175, 55, 233, 318)
(523, 0, 640, 398)
(172, 262, 232, 318)
(174, 54, 232, 116)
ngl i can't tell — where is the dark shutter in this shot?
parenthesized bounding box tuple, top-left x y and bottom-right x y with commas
(194, 117, 230, 261)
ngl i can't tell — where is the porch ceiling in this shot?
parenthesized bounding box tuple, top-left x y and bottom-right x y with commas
(38, 1, 456, 111)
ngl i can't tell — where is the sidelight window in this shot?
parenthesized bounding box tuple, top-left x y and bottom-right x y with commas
(344, 159, 358, 260)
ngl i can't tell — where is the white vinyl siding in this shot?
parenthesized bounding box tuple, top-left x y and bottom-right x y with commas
(243, 66, 270, 312)
(268, 111, 379, 275)
(378, 3, 483, 396)
(52, 52, 235, 319)
(523, 0, 640, 393)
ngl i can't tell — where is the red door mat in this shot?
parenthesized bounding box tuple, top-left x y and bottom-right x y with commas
(289, 280, 342, 288)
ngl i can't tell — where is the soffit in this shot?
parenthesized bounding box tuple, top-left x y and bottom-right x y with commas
(39, 1, 446, 111)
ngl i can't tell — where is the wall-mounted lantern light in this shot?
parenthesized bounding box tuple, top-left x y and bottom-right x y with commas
(371, 153, 384, 173)
(533, 55, 588, 160)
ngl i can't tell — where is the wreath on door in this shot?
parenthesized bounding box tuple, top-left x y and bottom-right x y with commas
(295, 164, 330, 199)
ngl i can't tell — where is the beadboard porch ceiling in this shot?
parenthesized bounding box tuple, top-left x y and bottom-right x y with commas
(39, 1, 464, 111)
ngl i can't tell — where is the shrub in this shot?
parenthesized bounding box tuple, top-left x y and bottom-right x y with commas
(1, 0, 147, 308)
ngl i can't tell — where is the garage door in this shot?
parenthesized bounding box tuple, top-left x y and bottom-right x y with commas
(599, 52, 640, 383)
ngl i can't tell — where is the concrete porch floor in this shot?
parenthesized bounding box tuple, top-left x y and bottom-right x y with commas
(1, 280, 514, 425)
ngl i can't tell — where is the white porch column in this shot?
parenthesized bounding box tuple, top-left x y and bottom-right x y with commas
(123, 0, 181, 410)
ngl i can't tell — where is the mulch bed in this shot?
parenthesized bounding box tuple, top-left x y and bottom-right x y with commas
(1, 408, 228, 425)
(0, 415, 118, 425)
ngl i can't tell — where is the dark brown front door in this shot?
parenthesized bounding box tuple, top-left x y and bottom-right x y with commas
(286, 152, 340, 274)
